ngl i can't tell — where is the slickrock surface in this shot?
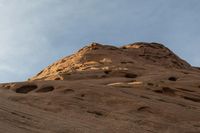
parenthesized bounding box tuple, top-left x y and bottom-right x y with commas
(0, 42, 200, 133)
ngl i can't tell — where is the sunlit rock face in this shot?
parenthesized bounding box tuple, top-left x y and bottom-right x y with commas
(30, 42, 191, 81)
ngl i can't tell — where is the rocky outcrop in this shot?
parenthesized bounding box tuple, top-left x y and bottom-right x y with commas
(30, 42, 191, 80)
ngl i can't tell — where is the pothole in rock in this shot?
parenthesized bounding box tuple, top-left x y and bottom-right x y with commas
(153, 87, 176, 96)
(147, 83, 154, 86)
(15, 85, 38, 94)
(168, 76, 178, 81)
(104, 70, 112, 75)
(182, 96, 200, 103)
(176, 88, 195, 92)
(87, 110, 104, 117)
(36, 86, 54, 93)
(124, 73, 138, 78)
(62, 89, 75, 94)
(137, 106, 153, 113)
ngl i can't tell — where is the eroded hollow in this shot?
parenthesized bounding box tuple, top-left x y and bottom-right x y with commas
(177, 88, 195, 92)
(87, 110, 103, 116)
(104, 70, 112, 74)
(36, 86, 54, 93)
(153, 87, 176, 96)
(183, 96, 200, 103)
(54, 77, 61, 80)
(168, 77, 177, 81)
(162, 87, 176, 94)
(147, 83, 154, 86)
(153, 90, 163, 93)
(137, 106, 153, 113)
(15, 85, 37, 94)
(125, 73, 138, 78)
(62, 89, 74, 94)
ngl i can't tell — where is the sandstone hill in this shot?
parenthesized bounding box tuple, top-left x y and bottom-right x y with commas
(30, 42, 191, 80)
(0, 42, 200, 133)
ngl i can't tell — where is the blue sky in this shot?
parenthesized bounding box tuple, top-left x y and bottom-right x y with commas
(0, 0, 200, 83)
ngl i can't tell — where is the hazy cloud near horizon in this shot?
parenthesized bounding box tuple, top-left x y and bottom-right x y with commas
(0, 0, 200, 82)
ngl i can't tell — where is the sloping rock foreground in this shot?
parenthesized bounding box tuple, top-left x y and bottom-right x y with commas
(0, 42, 200, 133)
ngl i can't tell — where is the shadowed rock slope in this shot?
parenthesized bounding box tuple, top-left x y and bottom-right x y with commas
(0, 42, 200, 133)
